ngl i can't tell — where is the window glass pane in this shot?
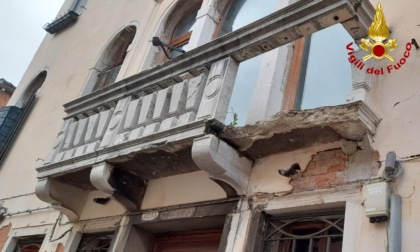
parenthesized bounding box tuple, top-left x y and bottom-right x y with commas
(226, 56, 262, 126)
(220, 0, 276, 36)
(169, 44, 187, 59)
(299, 24, 353, 109)
(172, 9, 199, 39)
(223, 0, 276, 126)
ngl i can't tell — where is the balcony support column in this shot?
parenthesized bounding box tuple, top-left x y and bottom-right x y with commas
(35, 177, 88, 221)
(90, 162, 147, 211)
(192, 134, 252, 196)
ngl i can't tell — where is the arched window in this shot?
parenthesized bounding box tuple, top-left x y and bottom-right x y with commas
(144, 0, 202, 68)
(92, 26, 136, 91)
(0, 71, 47, 163)
(166, 7, 199, 59)
(17, 71, 47, 108)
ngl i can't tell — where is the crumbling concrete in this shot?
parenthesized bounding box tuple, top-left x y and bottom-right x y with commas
(220, 101, 380, 159)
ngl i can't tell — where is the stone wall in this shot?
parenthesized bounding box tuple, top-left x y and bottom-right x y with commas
(0, 224, 11, 251)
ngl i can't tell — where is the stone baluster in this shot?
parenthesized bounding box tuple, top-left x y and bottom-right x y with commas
(99, 97, 131, 149)
(44, 119, 73, 164)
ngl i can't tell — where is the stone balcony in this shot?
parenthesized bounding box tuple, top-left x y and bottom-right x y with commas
(35, 0, 376, 220)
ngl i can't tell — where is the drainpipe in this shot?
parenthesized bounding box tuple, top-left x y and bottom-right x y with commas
(389, 194, 402, 252)
(384, 152, 403, 252)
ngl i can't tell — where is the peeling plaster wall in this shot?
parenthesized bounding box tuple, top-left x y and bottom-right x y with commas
(78, 191, 125, 220)
(0, 194, 56, 229)
(248, 142, 341, 195)
(357, 0, 420, 158)
(356, 1, 420, 251)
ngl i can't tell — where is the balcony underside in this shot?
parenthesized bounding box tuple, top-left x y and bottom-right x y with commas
(49, 101, 378, 192)
(55, 144, 200, 191)
(220, 101, 379, 159)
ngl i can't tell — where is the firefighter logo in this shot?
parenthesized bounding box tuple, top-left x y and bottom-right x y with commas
(359, 3, 398, 61)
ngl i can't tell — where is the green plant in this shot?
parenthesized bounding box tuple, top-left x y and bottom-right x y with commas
(228, 108, 238, 127)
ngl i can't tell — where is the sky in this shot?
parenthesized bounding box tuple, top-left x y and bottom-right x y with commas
(0, 0, 65, 86)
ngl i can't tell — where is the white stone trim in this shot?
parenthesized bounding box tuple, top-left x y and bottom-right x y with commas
(3, 225, 51, 252)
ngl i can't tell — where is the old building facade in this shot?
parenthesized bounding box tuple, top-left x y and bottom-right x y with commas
(0, 0, 419, 251)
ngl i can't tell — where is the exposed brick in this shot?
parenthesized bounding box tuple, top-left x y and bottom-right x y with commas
(313, 149, 336, 161)
(328, 164, 346, 172)
(372, 150, 380, 161)
(316, 157, 342, 168)
(333, 149, 346, 157)
(56, 243, 65, 252)
(0, 224, 12, 251)
(313, 173, 336, 188)
(292, 149, 349, 191)
(340, 156, 348, 163)
(304, 165, 328, 176)
(291, 178, 316, 190)
(335, 171, 345, 180)
(371, 162, 380, 176)
(293, 182, 316, 190)
(306, 161, 316, 169)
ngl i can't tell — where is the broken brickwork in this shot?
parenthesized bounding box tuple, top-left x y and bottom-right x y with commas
(291, 148, 347, 190)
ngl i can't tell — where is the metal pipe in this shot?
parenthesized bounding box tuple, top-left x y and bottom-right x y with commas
(389, 194, 402, 252)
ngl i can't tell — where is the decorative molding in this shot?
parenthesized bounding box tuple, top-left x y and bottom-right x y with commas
(197, 57, 239, 122)
(35, 177, 88, 220)
(90, 162, 147, 211)
(42, 73, 207, 167)
(192, 134, 252, 196)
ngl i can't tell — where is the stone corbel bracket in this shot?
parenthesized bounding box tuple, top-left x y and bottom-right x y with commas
(35, 177, 88, 221)
(192, 134, 252, 196)
(90, 162, 147, 211)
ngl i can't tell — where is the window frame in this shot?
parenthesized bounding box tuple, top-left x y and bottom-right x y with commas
(75, 231, 115, 252)
(163, 4, 201, 61)
(3, 226, 49, 252)
(91, 25, 137, 92)
(262, 212, 345, 252)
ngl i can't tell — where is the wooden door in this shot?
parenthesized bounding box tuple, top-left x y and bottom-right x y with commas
(152, 229, 222, 252)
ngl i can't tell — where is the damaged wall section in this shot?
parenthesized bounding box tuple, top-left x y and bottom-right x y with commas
(290, 144, 380, 191)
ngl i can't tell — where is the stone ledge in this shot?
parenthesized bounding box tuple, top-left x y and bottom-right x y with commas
(36, 122, 207, 178)
(219, 102, 380, 159)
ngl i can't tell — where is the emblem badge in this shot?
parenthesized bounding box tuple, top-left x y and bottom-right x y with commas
(359, 4, 398, 61)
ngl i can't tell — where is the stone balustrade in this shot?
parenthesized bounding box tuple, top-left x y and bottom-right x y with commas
(43, 57, 240, 169)
(44, 73, 206, 165)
